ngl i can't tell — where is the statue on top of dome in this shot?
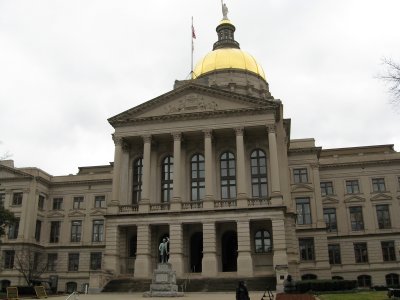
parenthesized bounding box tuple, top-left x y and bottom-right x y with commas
(221, 0, 229, 20)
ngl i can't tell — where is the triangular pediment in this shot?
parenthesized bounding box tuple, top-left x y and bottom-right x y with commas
(68, 210, 86, 217)
(370, 193, 392, 201)
(322, 196, 340, 205)
(47, 211, 65, 218)
(344, 195, 366, 203)
(291, 184, 314, 193)
(108, 83, 278, 126)
(0, 165, 32, 180)
(89, 209, 106, 216)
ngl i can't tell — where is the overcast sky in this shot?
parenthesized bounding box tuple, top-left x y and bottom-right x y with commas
(0, 0, 399, 175)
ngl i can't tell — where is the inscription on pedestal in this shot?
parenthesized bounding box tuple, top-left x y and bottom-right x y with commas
(155, 273, 168, 283)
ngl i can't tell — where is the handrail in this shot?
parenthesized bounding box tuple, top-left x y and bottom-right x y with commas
(65, 291, 79, 300)
(260, 287, 274, 300)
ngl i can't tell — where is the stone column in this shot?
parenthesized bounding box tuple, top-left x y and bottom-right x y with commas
(134, 224, 152, 278)
(111, 135, 123, 205)
(236, 220, 253, 277)
(104, 224, 121, 276)
(119, 142, 130, 205)
(171, 133, 182, 210)
(235, 127, 248, 206)
(267, 125, 282, 198)
(202, 222, 218, 277)
(139, 135, 151, 213)
(272, 218, 289, 293)
(311, 164, 326, 228)
(168, 223, 184, 277)
(203, 129, 214, 209)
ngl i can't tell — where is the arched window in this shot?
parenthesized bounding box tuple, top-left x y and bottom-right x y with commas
(220, 152, 236, 199)
(191, 154, 205, 201)
(250, 149, 268, 198)
(301, 274, 317, 280)
(386, 273, 399, 286)
(161, 156, 173, 203)
(254, 230, 272, 253)
(357, 275, 371, 287)
(132, 158, 143, 204)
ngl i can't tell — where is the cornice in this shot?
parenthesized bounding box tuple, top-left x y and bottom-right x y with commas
(0, 164, 33, 179)
(289, 147, 322, 156)
(319, 158, 400, 169)
(50, 178, 112, 187)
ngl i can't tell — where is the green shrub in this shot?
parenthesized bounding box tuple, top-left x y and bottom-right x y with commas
(295, 279, 357, 293)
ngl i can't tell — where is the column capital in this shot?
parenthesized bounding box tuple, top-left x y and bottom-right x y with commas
(234, 127, 244, 136)
(122, 141, 130, 152)
(142, 134, 152, 143)
(266, 124, 276, 133)
(203, 129, 213, 138)
(171, 132, 182, 141)
(112, 134, 123, 146)
(310, 163, 319, 170)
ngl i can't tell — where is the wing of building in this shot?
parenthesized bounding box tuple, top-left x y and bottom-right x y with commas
(1, 13, 400, 294)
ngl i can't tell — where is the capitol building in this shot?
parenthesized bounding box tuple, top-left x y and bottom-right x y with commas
(1, 10, 400, 294)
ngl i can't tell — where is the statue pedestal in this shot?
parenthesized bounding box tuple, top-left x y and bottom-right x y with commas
(143, 263, 184, 297)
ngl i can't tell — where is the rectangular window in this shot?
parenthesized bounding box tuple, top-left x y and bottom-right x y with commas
(70, 220, 82, 242)
(376, 205, 391, 229)
(372, 178, 386, 192)
(94, 195, 106, 208)
(296, 197, 312, 225)
(299, 238, 315, 261)
(8, 218, 20, 239)
(38, 195, 45, 210)
(346, 180, 360, 194)
(3, 250, 15, 269)
(323, 208, 337, 232)
(293, 168, 308, 183)
(354, 242, 368, 263)
(49, 221, 61, 243)
(349, 206, 364, 231)
(320, 181, 334, 196)
(381, 241, 396, 261)
(0, 192, 5, 208)
(47, 253, 57, 271)
(328, 244, 341, 264)
(90, 252, 102, 270)
(68, 253, 79, 271)
(73, 196, 84, 209)
(12, 192, 23, 206)
(52, 198, 63, 210)
(92, 220, 104, 242)
(35, 220, 42, 242)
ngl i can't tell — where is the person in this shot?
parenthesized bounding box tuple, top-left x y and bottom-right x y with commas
(236, 281, 250, 300)
(159, 237, 169, 263)
(283, 275, 296, 294)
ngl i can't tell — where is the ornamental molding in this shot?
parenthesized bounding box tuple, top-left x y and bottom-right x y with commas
(203, 129, 213, 139)
(50, 178, 112, 187)
(47, 211, 65, 218)
(322, 196, 339, 205)
(291, 184, 314, 193)
(171, 132, 182, 141)
(370, 193, 392, 201)
(266, 124, 276, 133)
(112, 134, 123, 146)
(0, 164, 33, 179)
(319, 158, 400, 169)
(68, 210, 86, 217)
(90, 209, 106, 216)
(288, 147, 322, 155)
(164, 95, 218, 114)
(344, 195, 366, 203)
(142, 135, 152, 144)
(234, 127, 244, 136)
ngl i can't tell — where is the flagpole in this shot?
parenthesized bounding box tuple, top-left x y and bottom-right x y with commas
(191, 16, 194, 79)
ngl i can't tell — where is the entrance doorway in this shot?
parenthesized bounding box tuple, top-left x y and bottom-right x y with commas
(190, 232, 203, 273)
(221, 230, 237, 272)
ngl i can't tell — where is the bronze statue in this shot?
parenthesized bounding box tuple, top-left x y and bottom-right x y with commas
(159, 237, 170, 263)
(221, 0, 229, 20)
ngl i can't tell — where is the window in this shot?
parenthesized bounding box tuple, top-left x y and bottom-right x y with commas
(220, 152, 236, 199)
(92, 220, 104, 242)
(3, 250, 15, 269)
(386, 274, 399, 286)
(38, 195, 45, 210)
(254, 230, 272, 253)
(354, 243, 368, 263)
(357, 275, 371, 287)
(349, 206, 364, 231)
(47, 253, 57, 271)
(12, 192, 23, 206)
(35, 220, 42, 242)
(296, 198, 312, 225)
(129, 236, 137, 257)
(161, 156, 173, 203)
(70, 221, 82, 242)
(320, 181, 334, 196)
(328, 244, 341, 264)
(346, 180, 360, 194)
(90, 252, 102, 270)
(8, 218, 20, 239)
(381, 241, 396, 261)
(52, 198, 63, 210)
(299, 238, 315, 261)
(293, 168, 308, 183)
(250, 149, 268, 198)
(376, 205, 391, 229)
(0, 192, 5, 208)
(132, 158, 143, 204)
(73, 196, 84, 209)
(50, 221, 61, 243)
(94, 195, 105, 208)
(191, 154, 205, 201)
(323, 208, 337, 232)
(68, 253, 79, 271)
(372, 178, 386, 192)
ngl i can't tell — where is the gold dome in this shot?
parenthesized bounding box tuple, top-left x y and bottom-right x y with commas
(193, 48, 266, 80)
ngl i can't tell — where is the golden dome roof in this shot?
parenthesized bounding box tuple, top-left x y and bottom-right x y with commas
(193, 48, 266, 80)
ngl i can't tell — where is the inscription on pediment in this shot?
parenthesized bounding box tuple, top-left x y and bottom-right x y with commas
(164, 95, 218, 114)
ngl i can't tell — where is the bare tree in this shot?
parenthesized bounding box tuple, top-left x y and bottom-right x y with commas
(379, 58, 400, 105)
(13, 246, 48, 286)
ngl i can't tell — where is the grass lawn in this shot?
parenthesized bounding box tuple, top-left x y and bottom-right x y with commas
(318, 291, 389, 300)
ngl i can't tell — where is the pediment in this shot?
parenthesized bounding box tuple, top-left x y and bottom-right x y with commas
(68, 210, 86, 217)
(322, 196, 339, 205)
(108, 83, 278, 126)
(0, 165, 32, 180)
(370, 193, 392, 201)
(291, 184, 314, 193)
(89, 209, 106, 216)
(47, 211, 65, 218)
(344, 195, 366, 203)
